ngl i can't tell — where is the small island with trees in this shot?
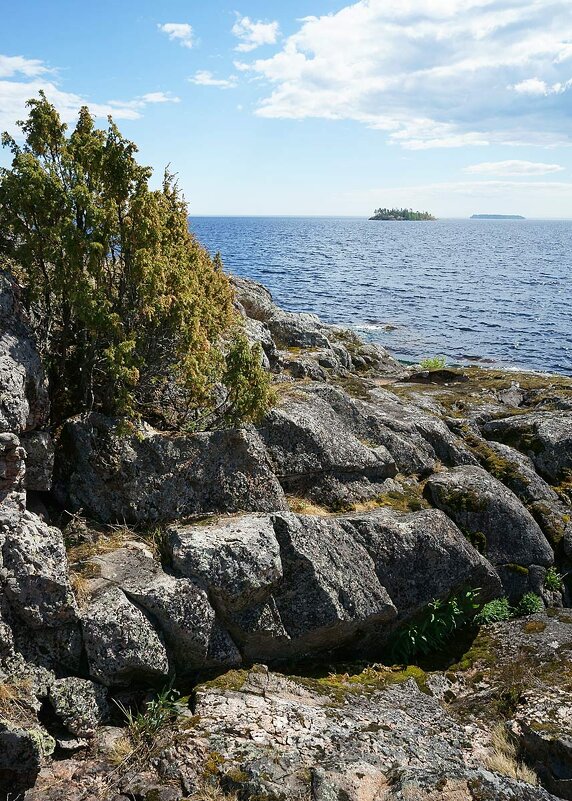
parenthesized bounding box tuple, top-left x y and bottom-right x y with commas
(369, 207, 436, 221)
(471, 214, 525, 220)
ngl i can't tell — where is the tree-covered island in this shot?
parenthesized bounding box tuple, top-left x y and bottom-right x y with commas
(369, 207, 436, 220)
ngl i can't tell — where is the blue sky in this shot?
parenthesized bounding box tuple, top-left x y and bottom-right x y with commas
(2, 0, 572, 217)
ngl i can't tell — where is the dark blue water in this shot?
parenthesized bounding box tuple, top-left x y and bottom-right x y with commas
(190, 217, 572, 375)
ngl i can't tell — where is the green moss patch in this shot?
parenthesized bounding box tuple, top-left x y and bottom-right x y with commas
(289, 664, 430, 701)
(197, 670, 249, 694)
(450, 630, 498, 672)
(505, 564, 529, 575)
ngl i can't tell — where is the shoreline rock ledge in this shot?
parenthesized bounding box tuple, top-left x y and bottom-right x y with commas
(1, 268, 571, 800)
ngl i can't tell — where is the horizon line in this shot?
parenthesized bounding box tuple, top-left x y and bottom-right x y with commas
(188, 214, 572, 220)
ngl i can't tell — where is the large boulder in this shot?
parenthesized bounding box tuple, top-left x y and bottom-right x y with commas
(367, 385, 479, 468)
(474, 438, 572, 550)
(0, 722, 43, 798)
(170, 516, 288, 660)
(425, 466, 554, 570)
(342, 507, 502, 621)
(269, 512, 396, 657)
(54, 413, 288, 524)
(48, 677, 109, 738)
(302, 383, 477, 475)
(171, 512, 395, 662)
(81, 583, 170, 687)
(169, 514, 283, 611)
(92, 546, 241, 673)
(231, 275, 280, 323)
(483, 411, 572, 483)
(1, 507, 78, 629)
(168, 508, 501, 664)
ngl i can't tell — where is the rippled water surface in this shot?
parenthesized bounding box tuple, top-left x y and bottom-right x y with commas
(190, 217, 572, 375)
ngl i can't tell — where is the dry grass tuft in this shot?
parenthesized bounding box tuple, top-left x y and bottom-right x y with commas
(66, 527, 130, 564)
(486, 724, 538, 785)
(69, 570, 91, 606)
(109, 734, 133, 766)
(66, 519, 172, 568)
(287, 496, 330, 516)
(187, 780, 238, 801)
(0, 677, 34, 725)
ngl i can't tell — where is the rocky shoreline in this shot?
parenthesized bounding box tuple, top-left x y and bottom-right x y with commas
(1, 268, 571, 800)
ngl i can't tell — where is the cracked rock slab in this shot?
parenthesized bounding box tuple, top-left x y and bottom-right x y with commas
(93, 546, 241, 673)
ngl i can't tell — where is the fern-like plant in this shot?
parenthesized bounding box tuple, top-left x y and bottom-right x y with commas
(544, 567, 563, 592)
(474, 597, 512, 625)
(516, 593, 544, 616)
(388, 588, 481, 663)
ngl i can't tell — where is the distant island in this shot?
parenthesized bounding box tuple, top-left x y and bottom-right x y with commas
(369, 207, 436, 221)
(470, 214, 525, 220)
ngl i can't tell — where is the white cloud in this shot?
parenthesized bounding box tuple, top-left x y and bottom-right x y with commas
(158, 22, 194, 49)
(464, 160, 565, 176)
(139, 91, 180, 104)
(238, 0, 572, 148)
(232, 15, 279, 52)
(0, 54, 179, 138)
(107, 92, 180, 111)
(0, 54, 52, 78)
(511, 77, 550, 96)
(189, 71, 237, 89)
(511, 76, 572, 95)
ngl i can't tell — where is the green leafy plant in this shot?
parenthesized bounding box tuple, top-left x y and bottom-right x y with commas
(474, 597, 512, 625)
(544, 567, 563, 592)
(516, 592, 544, 616)
(0, 93, 272, 429)
(388, 588, 481, 663)
(419, 355, 447, 370)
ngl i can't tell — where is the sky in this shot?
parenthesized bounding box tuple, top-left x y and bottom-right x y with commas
(1, 0, 572, 217)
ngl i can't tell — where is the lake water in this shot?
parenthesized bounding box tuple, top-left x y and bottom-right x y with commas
(190, 217, 572, 376)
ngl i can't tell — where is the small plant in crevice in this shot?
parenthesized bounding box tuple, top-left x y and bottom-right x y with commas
(474, 597, 512, 626)
(419, 355, 447, 370)
(485, 723, 538, 786)
(516, 592, 544, 616)
(544, 566, 563, 592)
(140, 525, 172, 565)
(473, 591, 546, 628)
(387, 588, 481, 663)
(0, 677, 34, 726)
(111, 684, 188, 767)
